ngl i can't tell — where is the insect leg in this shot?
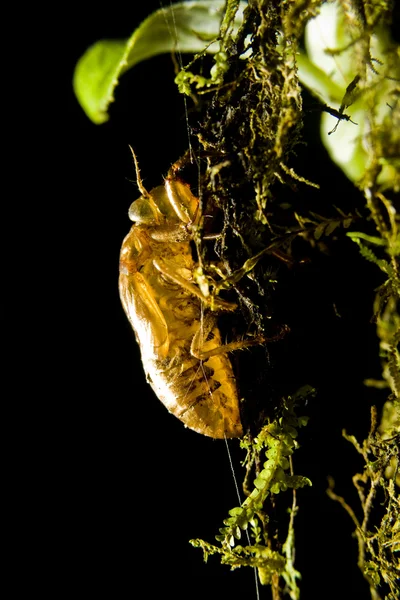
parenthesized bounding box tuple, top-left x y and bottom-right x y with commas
(212, 241, 287, 296)
(152, 256, 237, 312)
(190, 314, 288, 361)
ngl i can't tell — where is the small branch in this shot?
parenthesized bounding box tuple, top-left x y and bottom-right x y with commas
(326, 476, 361, 530)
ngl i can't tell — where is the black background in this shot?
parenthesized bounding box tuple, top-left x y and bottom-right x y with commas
(19, 2, 397, 599)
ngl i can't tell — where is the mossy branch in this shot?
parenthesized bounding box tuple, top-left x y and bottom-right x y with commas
(328, 408, 400, 600)
(190, 398, 311, 593)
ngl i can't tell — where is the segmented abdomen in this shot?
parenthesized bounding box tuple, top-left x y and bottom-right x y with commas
(144, 328, 243, 438)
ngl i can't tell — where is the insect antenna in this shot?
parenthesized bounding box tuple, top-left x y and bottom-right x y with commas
(128, 145, 149, 198)
(128, 145, 165, 224)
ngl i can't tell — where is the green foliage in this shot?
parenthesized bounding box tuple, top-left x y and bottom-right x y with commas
(190, 397, 311, 593)
(298, 0, 399, 186)
(73, 1, 246, 123)
(347, 196, 399, 405)
(338, 134, 400, 599)
(318, 8, 400, 595)
(74, 1, 399, 188)
(295, 208, 356, 241)
(328, 407, 400, 600)
(174, 0, 247, 94)
(190, 538, 287, 585)
(347, 233, 394, 273)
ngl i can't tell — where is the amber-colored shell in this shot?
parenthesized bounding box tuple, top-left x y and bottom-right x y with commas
(119, 171, 243, 438)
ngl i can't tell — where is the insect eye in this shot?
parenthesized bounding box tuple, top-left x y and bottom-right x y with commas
(128, 197, 159, 224)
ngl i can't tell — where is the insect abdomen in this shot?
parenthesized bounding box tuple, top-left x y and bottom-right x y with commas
(145, 332, 243, 439)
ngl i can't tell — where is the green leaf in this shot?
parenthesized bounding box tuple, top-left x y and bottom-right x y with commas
(270, 482, 281, 494)
(296, 52, 343, 105)
(284, 424, 298, 439)
(273, 467, 286, 482)
(73, 0, 246, 124)
(279, 456, 289, 470)
(73, 40, 128, 125)
(325, 220, 339, 236)
(286, 475, 312, 489)
(254, 476, 268, 490)
(298, 0, 399, 185)
(346, 232, 386, 246)
(229, 507, 244, 517)
(314, 222, 326, 240)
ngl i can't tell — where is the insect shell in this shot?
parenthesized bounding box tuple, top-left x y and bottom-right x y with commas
(119, 161, 243, 439)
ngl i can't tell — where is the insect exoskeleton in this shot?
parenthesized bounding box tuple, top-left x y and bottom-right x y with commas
(119, 154, 243, 438)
